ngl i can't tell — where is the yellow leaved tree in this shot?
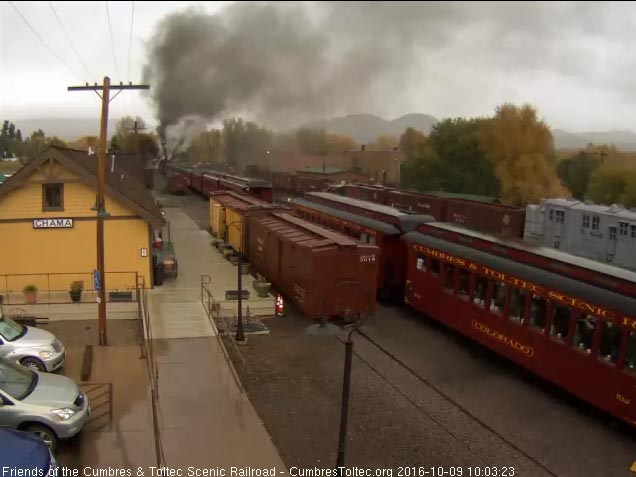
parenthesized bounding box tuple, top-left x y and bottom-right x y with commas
(478, 103, 568, 206)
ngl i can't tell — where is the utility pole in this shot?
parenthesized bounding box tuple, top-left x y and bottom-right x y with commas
(594, 150, 608, 165)
(68, 76, 150, 346)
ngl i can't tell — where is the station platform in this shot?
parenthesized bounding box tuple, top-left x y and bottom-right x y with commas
(145, 207, 285, 468)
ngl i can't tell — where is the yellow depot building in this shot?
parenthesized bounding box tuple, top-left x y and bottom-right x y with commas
(0, 146, 164, 298)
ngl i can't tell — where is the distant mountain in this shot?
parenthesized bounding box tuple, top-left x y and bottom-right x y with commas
(552, 128, 636, 151)
(307, 113, 438, 144)
(11, 118, 129, 141)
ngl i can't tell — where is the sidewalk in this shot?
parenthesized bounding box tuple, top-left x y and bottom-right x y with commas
(149, 207, 285, 468)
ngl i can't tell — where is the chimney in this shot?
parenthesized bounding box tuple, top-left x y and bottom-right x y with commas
(361, 144, 366, 152)
(382, 169, 387, 185)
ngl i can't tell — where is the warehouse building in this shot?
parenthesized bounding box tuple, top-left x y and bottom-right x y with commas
(0, 146, 164, 299)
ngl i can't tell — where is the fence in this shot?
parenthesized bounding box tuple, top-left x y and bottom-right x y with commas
(137, 284, 166, 467)
(0, 271, 140, 305)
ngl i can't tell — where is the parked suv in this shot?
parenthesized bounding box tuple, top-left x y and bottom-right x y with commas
(0, 310, 65, 372)
(0, 357, 90, 450)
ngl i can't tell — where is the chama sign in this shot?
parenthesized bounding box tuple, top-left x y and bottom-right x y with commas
(33, 218, 74, 229)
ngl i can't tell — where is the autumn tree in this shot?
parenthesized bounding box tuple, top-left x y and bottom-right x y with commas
(477, 103, 567, 205)
(326, 133, 358, 152)
(399, 127, 427, 160)
(222, 118, 272, 168)
(296, 128, 327, 155)
(556, 151, 602, 199)
(187, 129, 224, 165)
(367, 134, 399, 151)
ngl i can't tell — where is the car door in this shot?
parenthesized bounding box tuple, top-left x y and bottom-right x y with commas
(0, 389, 21, 429)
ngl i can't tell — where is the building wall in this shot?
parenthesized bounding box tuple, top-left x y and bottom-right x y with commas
(0, 163, 153, 292)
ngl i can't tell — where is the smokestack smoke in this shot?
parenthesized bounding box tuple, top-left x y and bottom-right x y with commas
(143, 2, 466, 130)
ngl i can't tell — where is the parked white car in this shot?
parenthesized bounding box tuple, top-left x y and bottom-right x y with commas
(0, 311, 65, 372)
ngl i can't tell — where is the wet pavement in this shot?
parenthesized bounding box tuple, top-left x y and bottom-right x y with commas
(57, 344, 155, 468)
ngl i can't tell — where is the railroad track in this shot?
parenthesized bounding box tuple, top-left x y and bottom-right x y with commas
(348, 329, 560, 477)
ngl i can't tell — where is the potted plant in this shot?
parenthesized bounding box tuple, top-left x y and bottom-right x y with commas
(69, 280, 84, 302)
(23, 284, 37, 304)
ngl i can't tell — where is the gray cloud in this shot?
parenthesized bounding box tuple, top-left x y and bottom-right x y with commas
(141, 1, 636, 131)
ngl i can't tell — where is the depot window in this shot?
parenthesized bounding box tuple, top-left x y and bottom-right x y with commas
(592, 216, 600, 231)
(42, 183, 64, 211)
(619, 222, 629, 236)
(582, 214, 590, 228)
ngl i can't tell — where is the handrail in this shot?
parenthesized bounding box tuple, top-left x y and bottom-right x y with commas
(138, 286, 165, 466)
(200, 275, 246, 394)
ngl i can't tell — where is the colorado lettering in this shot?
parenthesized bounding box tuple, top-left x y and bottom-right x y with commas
(472, 320, 534, 357)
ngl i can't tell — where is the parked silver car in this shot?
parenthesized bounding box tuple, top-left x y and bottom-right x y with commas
(0, 311, 65, 372)
(0, 357, 90, 450)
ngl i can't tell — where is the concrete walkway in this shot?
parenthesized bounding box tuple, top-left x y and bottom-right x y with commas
(148, 207, 285, 468)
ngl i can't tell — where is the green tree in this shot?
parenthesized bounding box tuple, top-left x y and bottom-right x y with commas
(556, 151, 602, 199)
(587, 168, 629, 205)
(477, 103, 567, 205)
(399, 127, 427, 160)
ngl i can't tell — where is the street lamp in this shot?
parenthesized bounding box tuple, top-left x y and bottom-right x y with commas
(225, 220, 246, 343)
(305, 281, 372, 474)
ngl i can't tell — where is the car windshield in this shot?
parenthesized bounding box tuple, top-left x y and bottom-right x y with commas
(0, 358, 37, 400)
(0, 314, 26, 342)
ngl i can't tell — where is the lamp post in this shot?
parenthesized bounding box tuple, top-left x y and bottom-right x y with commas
(225, 220, 246, 343)
(306, 281, 372, 474)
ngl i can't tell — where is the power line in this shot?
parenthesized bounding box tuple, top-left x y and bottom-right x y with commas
(8, 1, 80, 80)
(128, 1, 135, 81)
(105, 1, 120, 80)
(48, 1, 92, 80)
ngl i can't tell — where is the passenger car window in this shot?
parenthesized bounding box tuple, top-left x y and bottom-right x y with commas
(624, 331, 636, 373)
(573, 314, 596, 355)
(490, 282, 508, 316)
(549, 304, 571, 342)
(472, 276, 488, 308)
(442, 264, 455, 292)
(529, 296, 548, 332)
(416, 255, 426, 272)
(508, 288, 527, 324)
(457, 268, 470, 300)
(429, 258, 440, 276)
(597, 321, 621, 365)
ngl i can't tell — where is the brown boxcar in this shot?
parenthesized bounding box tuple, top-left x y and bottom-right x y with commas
(445, 199, 525, 238)
(249, 212, 379, 319)
(386, 190, 447, 219)
(167, 173, 189, 194)
(344, 183, 394, 205)
(290, 196, 433, 302)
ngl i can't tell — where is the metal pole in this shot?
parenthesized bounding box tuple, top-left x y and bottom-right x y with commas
(336, 337, 353, 473)
(235, 245, 245, 342)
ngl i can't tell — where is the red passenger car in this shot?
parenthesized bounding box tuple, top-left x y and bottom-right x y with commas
(248, 212, 379, 319)
(387, 190, 447, 219)
(403, 222, 636, 426)
(290, 196, 433, 302)
(343, 183, 394, 205)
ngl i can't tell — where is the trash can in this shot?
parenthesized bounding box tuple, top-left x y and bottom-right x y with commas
(154, 262, 165, 286)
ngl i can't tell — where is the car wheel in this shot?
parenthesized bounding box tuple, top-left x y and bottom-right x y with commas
(20, 357, 46, 372)
(24, 424, 58, 452)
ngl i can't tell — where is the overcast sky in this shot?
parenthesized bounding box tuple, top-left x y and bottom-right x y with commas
(2, 1, 636, 133)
